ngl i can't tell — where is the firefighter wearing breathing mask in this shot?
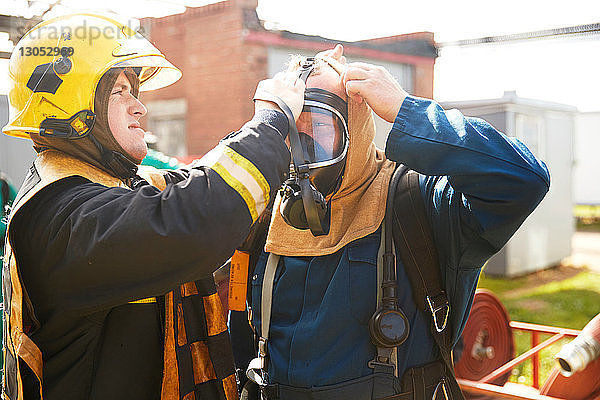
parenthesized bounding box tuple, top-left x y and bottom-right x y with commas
(233, 46, 550, 400)
(2, 14, 304, 400)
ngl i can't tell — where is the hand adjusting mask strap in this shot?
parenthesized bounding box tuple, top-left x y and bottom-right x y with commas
(254, 57, 349, 236)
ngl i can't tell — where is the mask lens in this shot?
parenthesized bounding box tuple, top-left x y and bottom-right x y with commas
(295, 105, 346, 165)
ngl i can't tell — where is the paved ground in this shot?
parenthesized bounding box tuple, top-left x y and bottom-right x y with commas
(568, 231, 600, 273)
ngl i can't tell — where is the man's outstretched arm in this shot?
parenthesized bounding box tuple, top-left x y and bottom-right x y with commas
(12, 73, 304, 314)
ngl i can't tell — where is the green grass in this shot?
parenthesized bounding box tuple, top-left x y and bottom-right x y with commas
(574, 204, 600, 232)
(477, 269, 600, 386)
(576, 220, 600, 232)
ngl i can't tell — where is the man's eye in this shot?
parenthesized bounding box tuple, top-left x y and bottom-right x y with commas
(112, 90, 123, 95)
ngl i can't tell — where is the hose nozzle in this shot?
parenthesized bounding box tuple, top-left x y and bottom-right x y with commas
(556, 314, 600, 377)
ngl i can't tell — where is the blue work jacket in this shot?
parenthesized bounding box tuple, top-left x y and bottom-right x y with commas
(249, 96, 550, 388)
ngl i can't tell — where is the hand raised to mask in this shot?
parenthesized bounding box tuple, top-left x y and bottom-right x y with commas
(341, 62, 409, 123)
(316, 44, 347, 65)
(254, 71, 306, 122)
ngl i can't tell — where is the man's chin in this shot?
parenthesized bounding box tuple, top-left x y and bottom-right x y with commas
(137, 147, 149, 164)
(128, 144, 148, 164)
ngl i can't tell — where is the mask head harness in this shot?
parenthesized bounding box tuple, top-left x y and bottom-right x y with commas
(279, 57, 349, 236)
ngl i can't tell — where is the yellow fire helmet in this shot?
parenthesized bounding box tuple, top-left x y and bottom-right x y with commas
(3, 13, 182, 139)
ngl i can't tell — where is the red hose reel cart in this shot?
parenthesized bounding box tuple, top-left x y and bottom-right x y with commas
(455, 289, 600, 400)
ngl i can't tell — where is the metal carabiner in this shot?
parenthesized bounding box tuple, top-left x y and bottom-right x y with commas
(426, 295, 450, 333)
(431, 377, 450, 400)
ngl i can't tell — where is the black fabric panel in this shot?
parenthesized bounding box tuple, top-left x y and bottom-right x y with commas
(229, 310, 255, 388)
(216, 381, 228, 400)
(176, 346, 195, 397)
(20, 360, 41, 400)
(195, 276, 217, 297)
(173, 288, 182, 305)
(194, 380, 222, 400)
(183, 296, 208, 342)
(89, 304, 163, 400)
(207, 331, 236, 380)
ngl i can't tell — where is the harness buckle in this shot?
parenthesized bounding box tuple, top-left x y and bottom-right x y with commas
(258, 337, 267, 358)
(426, 294, 449, 333)
(368, 347, 396, 375)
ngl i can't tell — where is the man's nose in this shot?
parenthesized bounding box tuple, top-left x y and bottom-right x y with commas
(130, 96, 147, 118)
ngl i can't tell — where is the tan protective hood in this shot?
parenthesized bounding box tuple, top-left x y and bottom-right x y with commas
(265, 57, 395, 256)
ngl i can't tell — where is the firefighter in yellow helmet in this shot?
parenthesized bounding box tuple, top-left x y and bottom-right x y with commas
(2, 13, 303, 400)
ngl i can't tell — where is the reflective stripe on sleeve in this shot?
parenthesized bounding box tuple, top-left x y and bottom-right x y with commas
(199, 145, 270, 222)
(129, 297, 157, 304)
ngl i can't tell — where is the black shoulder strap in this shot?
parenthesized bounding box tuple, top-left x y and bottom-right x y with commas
(391, 168, 464, 400)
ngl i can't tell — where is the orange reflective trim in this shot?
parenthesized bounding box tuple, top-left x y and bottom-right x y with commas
(7, 248, 23, 400)
(16, 332, 43, 382)
(181, 282, 198, 297)
(223, 373, 239, 400)
(190, 341, 216, 384)
(161, 292, 179, 400)
(182, 392, 195, 400)
(203, 293, 228, 336)
(177, 303, 187, 347)
(4, 242, 44, 400)
(136, 165, 167, 190)
(128, 297, 156, 304)
(8, 251, 23, 350)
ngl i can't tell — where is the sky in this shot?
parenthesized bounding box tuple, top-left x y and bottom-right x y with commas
(1, 0, 599, 111)
(256, 0, 600, 112)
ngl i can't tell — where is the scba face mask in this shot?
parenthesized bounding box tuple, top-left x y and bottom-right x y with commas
(295, 89, 348, 196)
(279, 58, 349, 236)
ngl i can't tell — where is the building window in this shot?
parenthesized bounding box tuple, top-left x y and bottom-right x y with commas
(145, 98, 187, 158)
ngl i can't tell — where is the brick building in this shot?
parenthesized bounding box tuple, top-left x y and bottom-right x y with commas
(140, 0, 438, 159)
